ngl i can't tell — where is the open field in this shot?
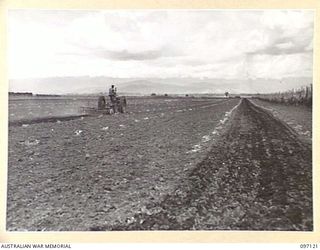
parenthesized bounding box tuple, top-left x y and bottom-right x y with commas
(7, 96, 312, 231)
(251, 99, 312, 145)
(9, 96, 100, 123)
(7, 96, 238, 230)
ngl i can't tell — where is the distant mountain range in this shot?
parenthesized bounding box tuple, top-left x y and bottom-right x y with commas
(9, 76, 312, 95)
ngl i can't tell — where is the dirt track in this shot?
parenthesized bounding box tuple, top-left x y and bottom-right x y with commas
(108, 98, 313, 231)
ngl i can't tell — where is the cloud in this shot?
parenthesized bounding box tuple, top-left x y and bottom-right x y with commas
(247, 36, 312, 56)
(8, 10, 314, 81)
(60, 44, 180, 61)
(95, 48, 164, 61)
(246, 13, 314, 56)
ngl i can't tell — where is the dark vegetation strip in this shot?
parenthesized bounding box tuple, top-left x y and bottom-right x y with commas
(254, 85, 312, 107)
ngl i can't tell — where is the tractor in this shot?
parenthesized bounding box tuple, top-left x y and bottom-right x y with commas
(98, 95, 127, 114)
(81, 95, 127, 115)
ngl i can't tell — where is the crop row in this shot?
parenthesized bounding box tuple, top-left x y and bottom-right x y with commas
(254, 85, 312, 107)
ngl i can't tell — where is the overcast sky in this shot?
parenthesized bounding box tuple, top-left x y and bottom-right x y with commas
(8, 10, 314, 80)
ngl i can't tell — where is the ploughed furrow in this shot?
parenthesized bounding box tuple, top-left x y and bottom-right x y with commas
(105, 98, 312, 231)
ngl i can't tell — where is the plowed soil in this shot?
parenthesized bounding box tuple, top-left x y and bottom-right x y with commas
(109, 99, 312, 231)
(7, 97, 239, 231)
(251, 99, 312, 145)
(6, 97, 312, 231)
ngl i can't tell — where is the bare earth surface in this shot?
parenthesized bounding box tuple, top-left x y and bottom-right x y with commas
(9, 96, 95, 123)
(251, 99, 312, 145)
(111, 99, 312, 231)
(7, 97, 238, 231)
(7, 97, 312, 231)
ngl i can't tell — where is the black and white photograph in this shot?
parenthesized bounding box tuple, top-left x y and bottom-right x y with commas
(6, 9, 313, 231)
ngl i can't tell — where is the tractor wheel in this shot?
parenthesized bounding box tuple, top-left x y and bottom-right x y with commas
(119, 105, 124, 113)
(98, 96, 106, 110)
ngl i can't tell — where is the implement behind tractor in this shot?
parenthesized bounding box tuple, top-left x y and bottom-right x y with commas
(81, 95, 127, 115)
